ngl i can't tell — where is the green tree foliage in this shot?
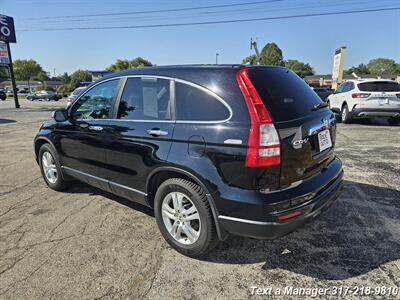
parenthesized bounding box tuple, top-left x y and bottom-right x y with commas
(13, 59, 45, 82)
(0, 66, 9, 80)
(57, 84, 73, 96)
(35, 83, 55, 92)
(345, 63, 370, 75)
(367, 58, 398, 75)
(260, 43, 283, 66)
(107, 57, 153, 71)
(242, 54, 258, 65)
(284, 59, 314, 78)
(69, 70, 92, 89)
(60, 72, 71, 84)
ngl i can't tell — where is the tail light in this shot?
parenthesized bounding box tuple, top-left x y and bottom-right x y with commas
(236, 68, 280, 167)
(352, 93, 370, 98)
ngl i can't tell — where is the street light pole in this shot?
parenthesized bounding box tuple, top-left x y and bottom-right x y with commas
(215, 53, 219, 65)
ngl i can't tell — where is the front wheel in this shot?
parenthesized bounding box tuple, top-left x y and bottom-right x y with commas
(39, 144, 70, 191)
(154, 178, 219, 257)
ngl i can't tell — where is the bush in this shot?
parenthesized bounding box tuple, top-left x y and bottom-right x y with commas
(34, 84, 56, 92)
(57, 84, 73, 96)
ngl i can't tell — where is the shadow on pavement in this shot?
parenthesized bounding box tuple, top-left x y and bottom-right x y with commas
(204, 180, 400, 280)
(66, 181, 154, 217)
(0, 118, 17, 124)
(60, 178, 399, 280)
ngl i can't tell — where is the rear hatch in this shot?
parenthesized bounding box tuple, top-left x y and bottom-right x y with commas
(357, 81, 400, 109)
(248, 67, 336, 188)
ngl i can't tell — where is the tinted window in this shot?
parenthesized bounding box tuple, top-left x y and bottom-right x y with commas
(358, 81, 400, 92)
(248, 68, 323, 122)
(71, 79, 119, 120)
(335, 83, 346, 93)
(345, 82, 355, 91)
(175, 82, 230, 121)
(117, 77, 171, 120)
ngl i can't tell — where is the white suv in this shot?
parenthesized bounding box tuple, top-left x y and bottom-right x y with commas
(328, 79, 400, 125)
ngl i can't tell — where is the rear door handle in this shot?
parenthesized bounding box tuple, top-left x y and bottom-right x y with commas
(147, 129, 168, 136)
(88, 125, 103, 132)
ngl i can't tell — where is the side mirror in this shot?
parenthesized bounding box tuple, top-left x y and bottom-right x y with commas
(52, 109, 68, 122)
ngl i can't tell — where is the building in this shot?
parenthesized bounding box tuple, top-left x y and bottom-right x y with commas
(0, 80, 63, 91)
(305, 74, 400, 87)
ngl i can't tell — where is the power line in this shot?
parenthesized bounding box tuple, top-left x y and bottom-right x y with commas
(20, 0, 394, 26)
(19, 7, 400, 32)
(22, 0, 284, 20)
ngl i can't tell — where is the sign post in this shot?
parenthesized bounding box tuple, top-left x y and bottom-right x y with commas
(0, 14, 19, 108)
(331, 46, 346, 90)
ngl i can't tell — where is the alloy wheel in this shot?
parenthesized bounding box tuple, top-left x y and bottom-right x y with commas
(42, 151, 58, 184)
(161, 191, 201, 245)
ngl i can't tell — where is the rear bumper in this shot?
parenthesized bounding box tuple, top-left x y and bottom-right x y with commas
(217, 158, 343, 239)
(351, 108, 400, 119)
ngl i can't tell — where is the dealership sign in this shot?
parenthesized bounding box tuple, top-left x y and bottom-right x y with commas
(0, 42, 10, 64)
(0, 14, 16, 43)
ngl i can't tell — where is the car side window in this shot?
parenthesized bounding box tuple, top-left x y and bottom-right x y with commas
(71, 80, 119, 120)
(117, 77, 171, 120)
(335, 83, 346, 94)
(175, 82, 230, 121)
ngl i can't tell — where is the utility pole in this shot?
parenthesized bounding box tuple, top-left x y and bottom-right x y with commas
(215, 53, 219, 65)
(250, 38, 261, 65)
(6, 42, 19, 108)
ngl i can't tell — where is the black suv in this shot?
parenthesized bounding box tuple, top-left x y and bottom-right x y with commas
(34, 65, 343, 257)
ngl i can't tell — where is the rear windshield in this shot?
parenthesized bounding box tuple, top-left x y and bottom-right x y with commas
(248, 68, 323, 122)
(358, 81, 400, 92)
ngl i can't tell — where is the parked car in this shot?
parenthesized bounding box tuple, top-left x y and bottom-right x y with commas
(67, 86, 86, 107)
(34, 65, 343, 257)
(27, 90, 61, 101)
(313, 87, 333, 102)
(328, 79, 400, 124)
(0, 90, 6, 101)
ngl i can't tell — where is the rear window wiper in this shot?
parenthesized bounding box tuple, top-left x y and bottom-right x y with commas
(313, 102, 329, 111)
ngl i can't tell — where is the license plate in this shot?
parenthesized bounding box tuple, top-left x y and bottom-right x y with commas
(378, 98, 389, 105)
(318, 129, 332, 152)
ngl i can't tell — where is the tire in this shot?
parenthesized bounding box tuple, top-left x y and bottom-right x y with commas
(38, 144, 70, 191)
(154, 178, 219, 257)
(388, 118, 400, 126)
(341, 104, 352, 123)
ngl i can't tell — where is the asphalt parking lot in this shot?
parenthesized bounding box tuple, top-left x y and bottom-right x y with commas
(0, 98, 399, 299)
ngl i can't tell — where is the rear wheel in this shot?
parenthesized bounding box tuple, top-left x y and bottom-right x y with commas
(39, 144, 70, 191)
(341, 104, 352, 123)
(154, 178, 218, 257)
(388, 118, 400, 125)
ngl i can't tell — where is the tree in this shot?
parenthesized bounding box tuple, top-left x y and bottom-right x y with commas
(13, 59, 45, 90)
(284, 59, 314, 78)
(107, 57, 153, 71)
(60, 72, 71, 84)
(130, 57, 152, 68)
(69, 70, 92, 89)
(108, 59, 131, 71)
(345, 63, 370, 75)
(367, 58, 398, 75)
(0, 66, 9, 80)
(242, 54, 258, 65)
(260, 42, 283, 66)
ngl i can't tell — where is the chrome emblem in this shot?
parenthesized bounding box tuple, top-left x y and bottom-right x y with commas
(322, 118, 329, 129)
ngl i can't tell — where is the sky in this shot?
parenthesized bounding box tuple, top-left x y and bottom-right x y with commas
(1, 0, 400, 76)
